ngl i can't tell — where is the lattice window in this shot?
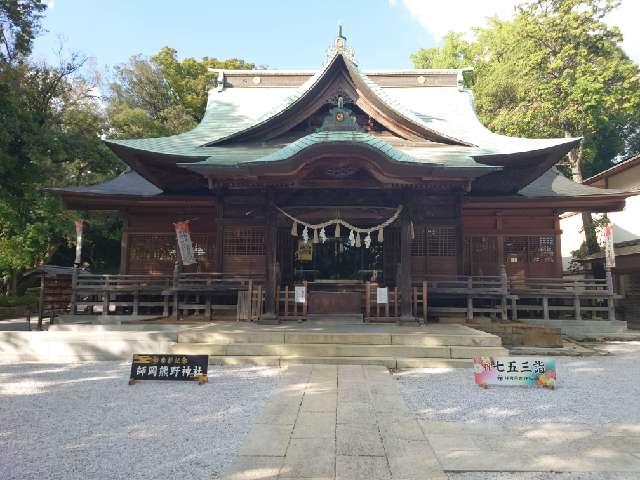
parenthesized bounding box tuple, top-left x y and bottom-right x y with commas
(129, 234, 176, 273)
(128, 233, 214, 273)
(426, 226, 457, 256)
(410, 227, 426, 256)
(504, 236, 529, 264)
(504, 236, 555, 264)
(412, 226, 457, 256)
(529, 235, 555, 263)
(223, 227, 265, 255)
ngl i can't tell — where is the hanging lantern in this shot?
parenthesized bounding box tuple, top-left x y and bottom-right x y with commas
(334, 222, 341, 238)
(319, 227, 327, 243)
(377, 228, 384, 243)
(355, 232, 362, 248)
(364, 232, 372, 249)
(291, 221, 298, 237)
(313, 228, 319, 244)
(349, 229, 355, 246)
(302, 226, 309, 243)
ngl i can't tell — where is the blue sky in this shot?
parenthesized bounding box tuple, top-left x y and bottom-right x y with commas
(33, 0, 434, 70)
(33, 0, 639, 72)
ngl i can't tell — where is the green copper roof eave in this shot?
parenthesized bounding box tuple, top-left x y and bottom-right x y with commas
(176, 131, 502, 179)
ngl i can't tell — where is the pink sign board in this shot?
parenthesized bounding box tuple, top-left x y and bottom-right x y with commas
(473, 356, 556, 389)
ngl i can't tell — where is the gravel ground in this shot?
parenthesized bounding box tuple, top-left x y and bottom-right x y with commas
(397, 341, 640, 426)
(0, 317, 32, 331)
(447, 473, 638, 480)
(0, 362, 283, 480)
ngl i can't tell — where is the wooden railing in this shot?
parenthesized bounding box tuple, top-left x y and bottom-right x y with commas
(72, 272, 263, 320)
(69, 270, 617, 323)
(278, 282, 308, 321)
(509, 277, 615, 321)
(364, 282, 400, 322)
(424, 275, 508, 321)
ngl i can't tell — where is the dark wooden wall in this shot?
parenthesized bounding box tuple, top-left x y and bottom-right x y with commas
(119, 196, 562, 280)
(462, 207, 562, 278)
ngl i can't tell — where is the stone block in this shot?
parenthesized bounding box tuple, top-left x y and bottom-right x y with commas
(336, 455, 391, 480)
(292, 412, 336, 438)
(222, 455, 283, 480)
(336, 423, 385, 456)
(238, 424, 291, 457)
(449, 346, 508, 359)
(337, 401, 376, 425)
(300, 392, 337, 413)
(280, 437, 335, 478)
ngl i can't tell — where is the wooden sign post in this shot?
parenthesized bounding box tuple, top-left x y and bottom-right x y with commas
(129, 354, 209, 385)
(473, 356, 556, 390)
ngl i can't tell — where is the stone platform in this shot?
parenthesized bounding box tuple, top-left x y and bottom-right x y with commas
(0, 320, 507, 366)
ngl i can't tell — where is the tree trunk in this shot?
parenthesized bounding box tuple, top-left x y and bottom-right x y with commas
(8, 270, 18, 296)
(565, 131, 599, 255)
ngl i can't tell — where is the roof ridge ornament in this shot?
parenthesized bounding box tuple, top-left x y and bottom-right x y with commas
(317, 95, 362, 132)
(325, 22, 357, 66)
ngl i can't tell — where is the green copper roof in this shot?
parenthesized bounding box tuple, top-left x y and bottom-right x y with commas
(106, 51, 578, 162)
(179, 131, 498, 175)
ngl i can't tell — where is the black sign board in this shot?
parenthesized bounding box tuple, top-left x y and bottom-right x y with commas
(129, 354, 209, 385)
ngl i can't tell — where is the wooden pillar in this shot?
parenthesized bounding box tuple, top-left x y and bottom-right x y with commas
(120, 213, 129, 274)
(102, 275, 110, 317)
(38, 269, 45, 330)
(456, 193, 465, 275)
(496, 213, 504, 276)
(215, 194, 224, 273)
(553, 212, 563, 276)
(606, 268, 616, 321)
(70, 266, 78, 316)
(172, 260, 180, 320)
(259, 194, 279, 324)
(500, 263, 508, 320)
(398, 203, 414, 322)
(466, 277, 473, 322)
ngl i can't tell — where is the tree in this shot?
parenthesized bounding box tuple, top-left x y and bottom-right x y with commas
(0, 1, 126, 294)
(0, 0, 45, 64)
(107, 47, 255, 138)
(412, 0, 640, 253)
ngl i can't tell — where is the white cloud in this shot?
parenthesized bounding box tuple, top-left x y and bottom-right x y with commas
(607, 2, 640, 65)
(399, 0, 640, 65)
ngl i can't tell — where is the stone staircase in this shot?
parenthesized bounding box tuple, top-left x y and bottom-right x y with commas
(523, 319, 630, 340)
(1, 321, 508, 367)
(171, 322, 507, 368)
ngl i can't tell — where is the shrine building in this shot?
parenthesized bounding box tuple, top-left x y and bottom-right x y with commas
(52, 31, 632, 325)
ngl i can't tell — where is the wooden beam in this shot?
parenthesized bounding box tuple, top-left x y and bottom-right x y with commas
(259, 192, 279, 324)
(398, 197, 414, 322)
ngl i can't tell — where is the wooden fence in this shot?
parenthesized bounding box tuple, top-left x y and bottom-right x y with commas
(67, 269, 617, 323)
(509, 277, 616, 321)
(72, 272, 263, 321)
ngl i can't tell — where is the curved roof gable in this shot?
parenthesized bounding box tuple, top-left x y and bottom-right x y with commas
(204, 53, 471, 146)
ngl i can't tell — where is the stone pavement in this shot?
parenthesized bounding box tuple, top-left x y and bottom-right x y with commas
(221, 364, 446, 480)
(421, 420, 640, 473)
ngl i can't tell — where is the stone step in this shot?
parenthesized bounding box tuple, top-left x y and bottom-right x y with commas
(171, 342, 508, 359)
(176, 330, 501, 347)
(208, 356, 473, 369)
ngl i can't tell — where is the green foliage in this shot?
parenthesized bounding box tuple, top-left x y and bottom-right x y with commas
(0, 291, 38, 307)
(410, 33, 474, 70)
(0, 4, 125, 293)
(0, 0, 46, 64)
(411, 0, 640, 177)
(107, 47, 254, 137)
(0, 2, 256, 292)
